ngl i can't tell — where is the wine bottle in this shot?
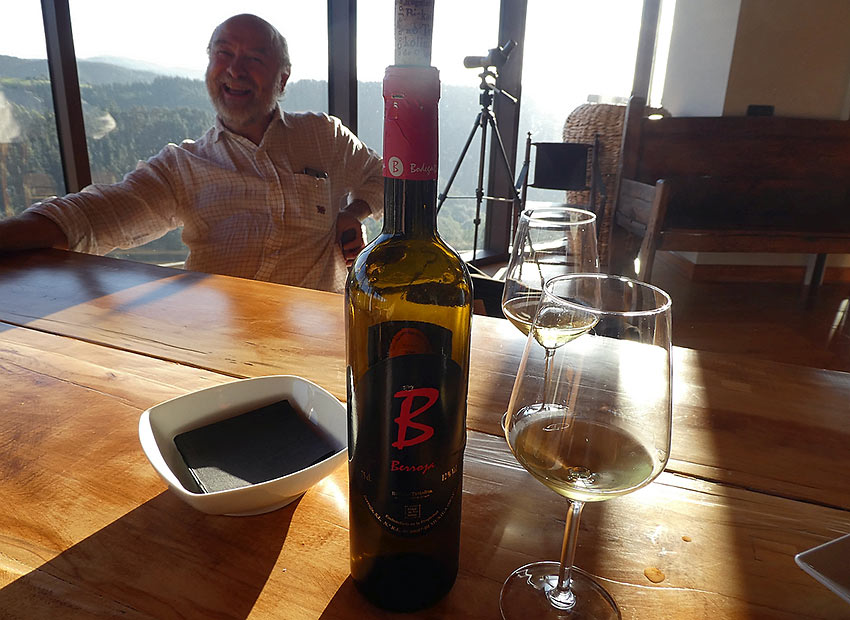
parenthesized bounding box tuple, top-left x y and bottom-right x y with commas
(344, 64, 472, 612)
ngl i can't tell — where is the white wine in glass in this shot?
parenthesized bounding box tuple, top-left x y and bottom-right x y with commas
(501, 206, 599, 337)
(501, 273, 673, 620)
(509, 412, 657, 503)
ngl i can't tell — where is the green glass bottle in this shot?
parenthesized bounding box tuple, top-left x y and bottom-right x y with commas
(345, 65, 472, 612)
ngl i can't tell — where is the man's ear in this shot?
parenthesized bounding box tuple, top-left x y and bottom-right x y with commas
(278, 72, 289, 97)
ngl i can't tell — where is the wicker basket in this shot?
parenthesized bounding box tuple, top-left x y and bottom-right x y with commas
(562, 103, 627, 269)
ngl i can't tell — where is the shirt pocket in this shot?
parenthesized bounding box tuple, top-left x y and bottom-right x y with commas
(289, 173, 334, 234)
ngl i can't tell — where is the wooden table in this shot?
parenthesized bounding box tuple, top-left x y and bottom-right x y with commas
(1, 249, 848, 619)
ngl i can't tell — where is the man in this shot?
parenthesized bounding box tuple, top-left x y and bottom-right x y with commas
(0, 14, 382, 293)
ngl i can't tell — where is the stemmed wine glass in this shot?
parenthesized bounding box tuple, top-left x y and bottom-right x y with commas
(500, 205, 599, 338)
(500, 273, 673, 619)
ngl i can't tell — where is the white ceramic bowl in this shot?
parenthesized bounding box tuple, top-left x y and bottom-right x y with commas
(139, 375, 347, 516)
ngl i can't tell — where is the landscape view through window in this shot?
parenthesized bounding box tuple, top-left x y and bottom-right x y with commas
(0, 1, 648, 264)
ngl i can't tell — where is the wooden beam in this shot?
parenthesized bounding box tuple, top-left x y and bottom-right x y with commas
(41, 0, 91, 192)
(327, 0, 358, 133)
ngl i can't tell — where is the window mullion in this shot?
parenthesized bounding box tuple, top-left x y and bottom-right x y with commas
(41, 0, 91, 193)
(482, 0, 527, 263)
(328, 0, 358, 133)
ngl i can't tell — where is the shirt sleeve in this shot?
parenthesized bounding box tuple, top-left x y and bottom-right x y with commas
(326, 115, 384, 220)
(26, 147, 183, 255)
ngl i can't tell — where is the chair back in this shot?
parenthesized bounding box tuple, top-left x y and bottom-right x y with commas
(514, 134, 605, 229)
(530, 142, 591, 191)
(471, 273, 506, 319)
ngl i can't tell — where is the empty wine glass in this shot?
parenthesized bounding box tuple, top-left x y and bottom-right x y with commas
(501, 273, 673, 620)
(501, 205, 599, 338)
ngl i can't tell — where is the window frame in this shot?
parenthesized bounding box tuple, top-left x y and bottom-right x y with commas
(37, 0, 656, 262)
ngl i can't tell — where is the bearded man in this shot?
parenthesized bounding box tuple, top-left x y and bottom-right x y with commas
(0, 14, 382, 293)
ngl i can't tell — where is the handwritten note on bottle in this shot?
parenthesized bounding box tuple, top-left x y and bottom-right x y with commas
(394, 0, 434, 66)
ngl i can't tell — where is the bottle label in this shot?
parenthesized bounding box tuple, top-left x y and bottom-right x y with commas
(382, 66, 440, 181)
(349, 320, 466, 537)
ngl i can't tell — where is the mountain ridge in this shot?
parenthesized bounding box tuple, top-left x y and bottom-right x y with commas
(0, 54, 162, 85)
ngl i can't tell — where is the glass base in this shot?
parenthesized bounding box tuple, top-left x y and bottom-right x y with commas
(500, 562, 621, 620)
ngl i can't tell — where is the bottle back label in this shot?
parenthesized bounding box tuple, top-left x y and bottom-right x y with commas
(349, 320, 465, 537)
(383, 66, 440, 181)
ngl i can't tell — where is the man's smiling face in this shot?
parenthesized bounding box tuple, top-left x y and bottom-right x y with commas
(205, 15, 288, 142)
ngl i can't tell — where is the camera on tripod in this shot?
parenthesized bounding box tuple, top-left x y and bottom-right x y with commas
(463, 40, 516, 70)
(438, 39, 521, 264)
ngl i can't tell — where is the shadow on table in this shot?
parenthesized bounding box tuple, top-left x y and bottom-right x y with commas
(0, 249, 206, 330)
(0, 491, 295, 619)
(315, 433, 613, 619)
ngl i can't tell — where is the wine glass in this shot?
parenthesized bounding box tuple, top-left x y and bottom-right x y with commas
(501, 205, 599, 338)
(500, 273, 673, 620)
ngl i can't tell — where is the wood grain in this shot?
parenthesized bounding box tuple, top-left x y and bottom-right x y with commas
(1, 250, 848, 509)
(615, 96, 850, 293)
(1, 326, 848, 618)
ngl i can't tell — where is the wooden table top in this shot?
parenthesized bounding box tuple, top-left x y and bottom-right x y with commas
(1, 249, 848, 619)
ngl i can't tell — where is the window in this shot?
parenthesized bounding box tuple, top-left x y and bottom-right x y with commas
(4, 1, 653, 269)
(65, 1, 328, 265)
(518, 0, 643, 203)
(0, 3, 65, 222)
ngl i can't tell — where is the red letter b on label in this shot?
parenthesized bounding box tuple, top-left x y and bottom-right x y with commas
(392, 388, 438, 450)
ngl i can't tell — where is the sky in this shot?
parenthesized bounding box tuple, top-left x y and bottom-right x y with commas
(1, 0, 663, 121)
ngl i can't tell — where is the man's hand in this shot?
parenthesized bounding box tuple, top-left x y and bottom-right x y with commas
(336, 200, 371, 267)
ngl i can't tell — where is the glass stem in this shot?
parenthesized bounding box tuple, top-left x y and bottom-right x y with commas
(542, 348, 556, 406)
(548, 499, 585, 609)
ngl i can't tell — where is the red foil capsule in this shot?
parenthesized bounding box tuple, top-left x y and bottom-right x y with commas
(382, 65, 440, 181)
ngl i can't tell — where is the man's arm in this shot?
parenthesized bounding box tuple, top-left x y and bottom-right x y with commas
(0, 212, 68, 253)
(326, 114, 384, 222)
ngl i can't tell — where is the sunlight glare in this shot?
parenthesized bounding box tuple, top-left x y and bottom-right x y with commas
(316, 474, 348, 516)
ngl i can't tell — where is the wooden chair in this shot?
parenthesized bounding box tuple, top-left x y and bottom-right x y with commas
(611, 176, 850, 290)
(471, 272, 506, 319)
(514, 133, 605, 221)
(610, 178, 670, 281)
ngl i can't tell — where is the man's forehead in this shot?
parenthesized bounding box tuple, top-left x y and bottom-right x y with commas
(210, 20, 275, 53)
(211, 36, 273, 55)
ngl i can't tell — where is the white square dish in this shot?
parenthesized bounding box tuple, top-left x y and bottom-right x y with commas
(796, 533, 850, 605)
(139, 375, 347, 516)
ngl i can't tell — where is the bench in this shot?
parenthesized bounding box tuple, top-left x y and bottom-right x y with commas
(609, 96, 850, 288)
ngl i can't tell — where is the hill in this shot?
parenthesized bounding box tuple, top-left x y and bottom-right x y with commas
(0, 54, 162, 85)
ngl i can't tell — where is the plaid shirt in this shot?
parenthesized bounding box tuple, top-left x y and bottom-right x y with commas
(29, 108, 383, 293)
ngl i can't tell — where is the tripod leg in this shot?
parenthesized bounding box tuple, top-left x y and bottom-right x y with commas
(438, 112, 484, 213)
(471, 111, 489, 264)
(486, 111, 521, 202)
(483, 109, 523, 249)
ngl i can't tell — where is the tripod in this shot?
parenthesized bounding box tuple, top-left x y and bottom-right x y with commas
(437, 68, 521, 266)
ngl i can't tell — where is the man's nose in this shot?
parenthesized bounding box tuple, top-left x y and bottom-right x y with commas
(226, 55, 248, 78)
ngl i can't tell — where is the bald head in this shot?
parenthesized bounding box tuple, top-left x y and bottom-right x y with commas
(208, 14, 291, 76)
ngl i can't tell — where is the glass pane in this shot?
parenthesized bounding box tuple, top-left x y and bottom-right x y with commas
(519, 0, 643, 204)
(67, 0, 328, 266)
(0, 4, 65, 222)
(357, 1, 500, 255)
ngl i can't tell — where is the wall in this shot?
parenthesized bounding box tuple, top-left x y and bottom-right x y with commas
(656, 0, 850, 279)
(724, 0, 850, 119)
(660, 0, 741, 116)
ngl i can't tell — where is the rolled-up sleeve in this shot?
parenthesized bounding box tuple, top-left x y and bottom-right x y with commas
(26, 149, 182, 255)
(325, 115, 384, 220)
(312, 116, 384, 219)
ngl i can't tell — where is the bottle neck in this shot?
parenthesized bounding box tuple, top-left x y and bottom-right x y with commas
(382, 178, 438, 238)
(381, 65, 441, 240)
